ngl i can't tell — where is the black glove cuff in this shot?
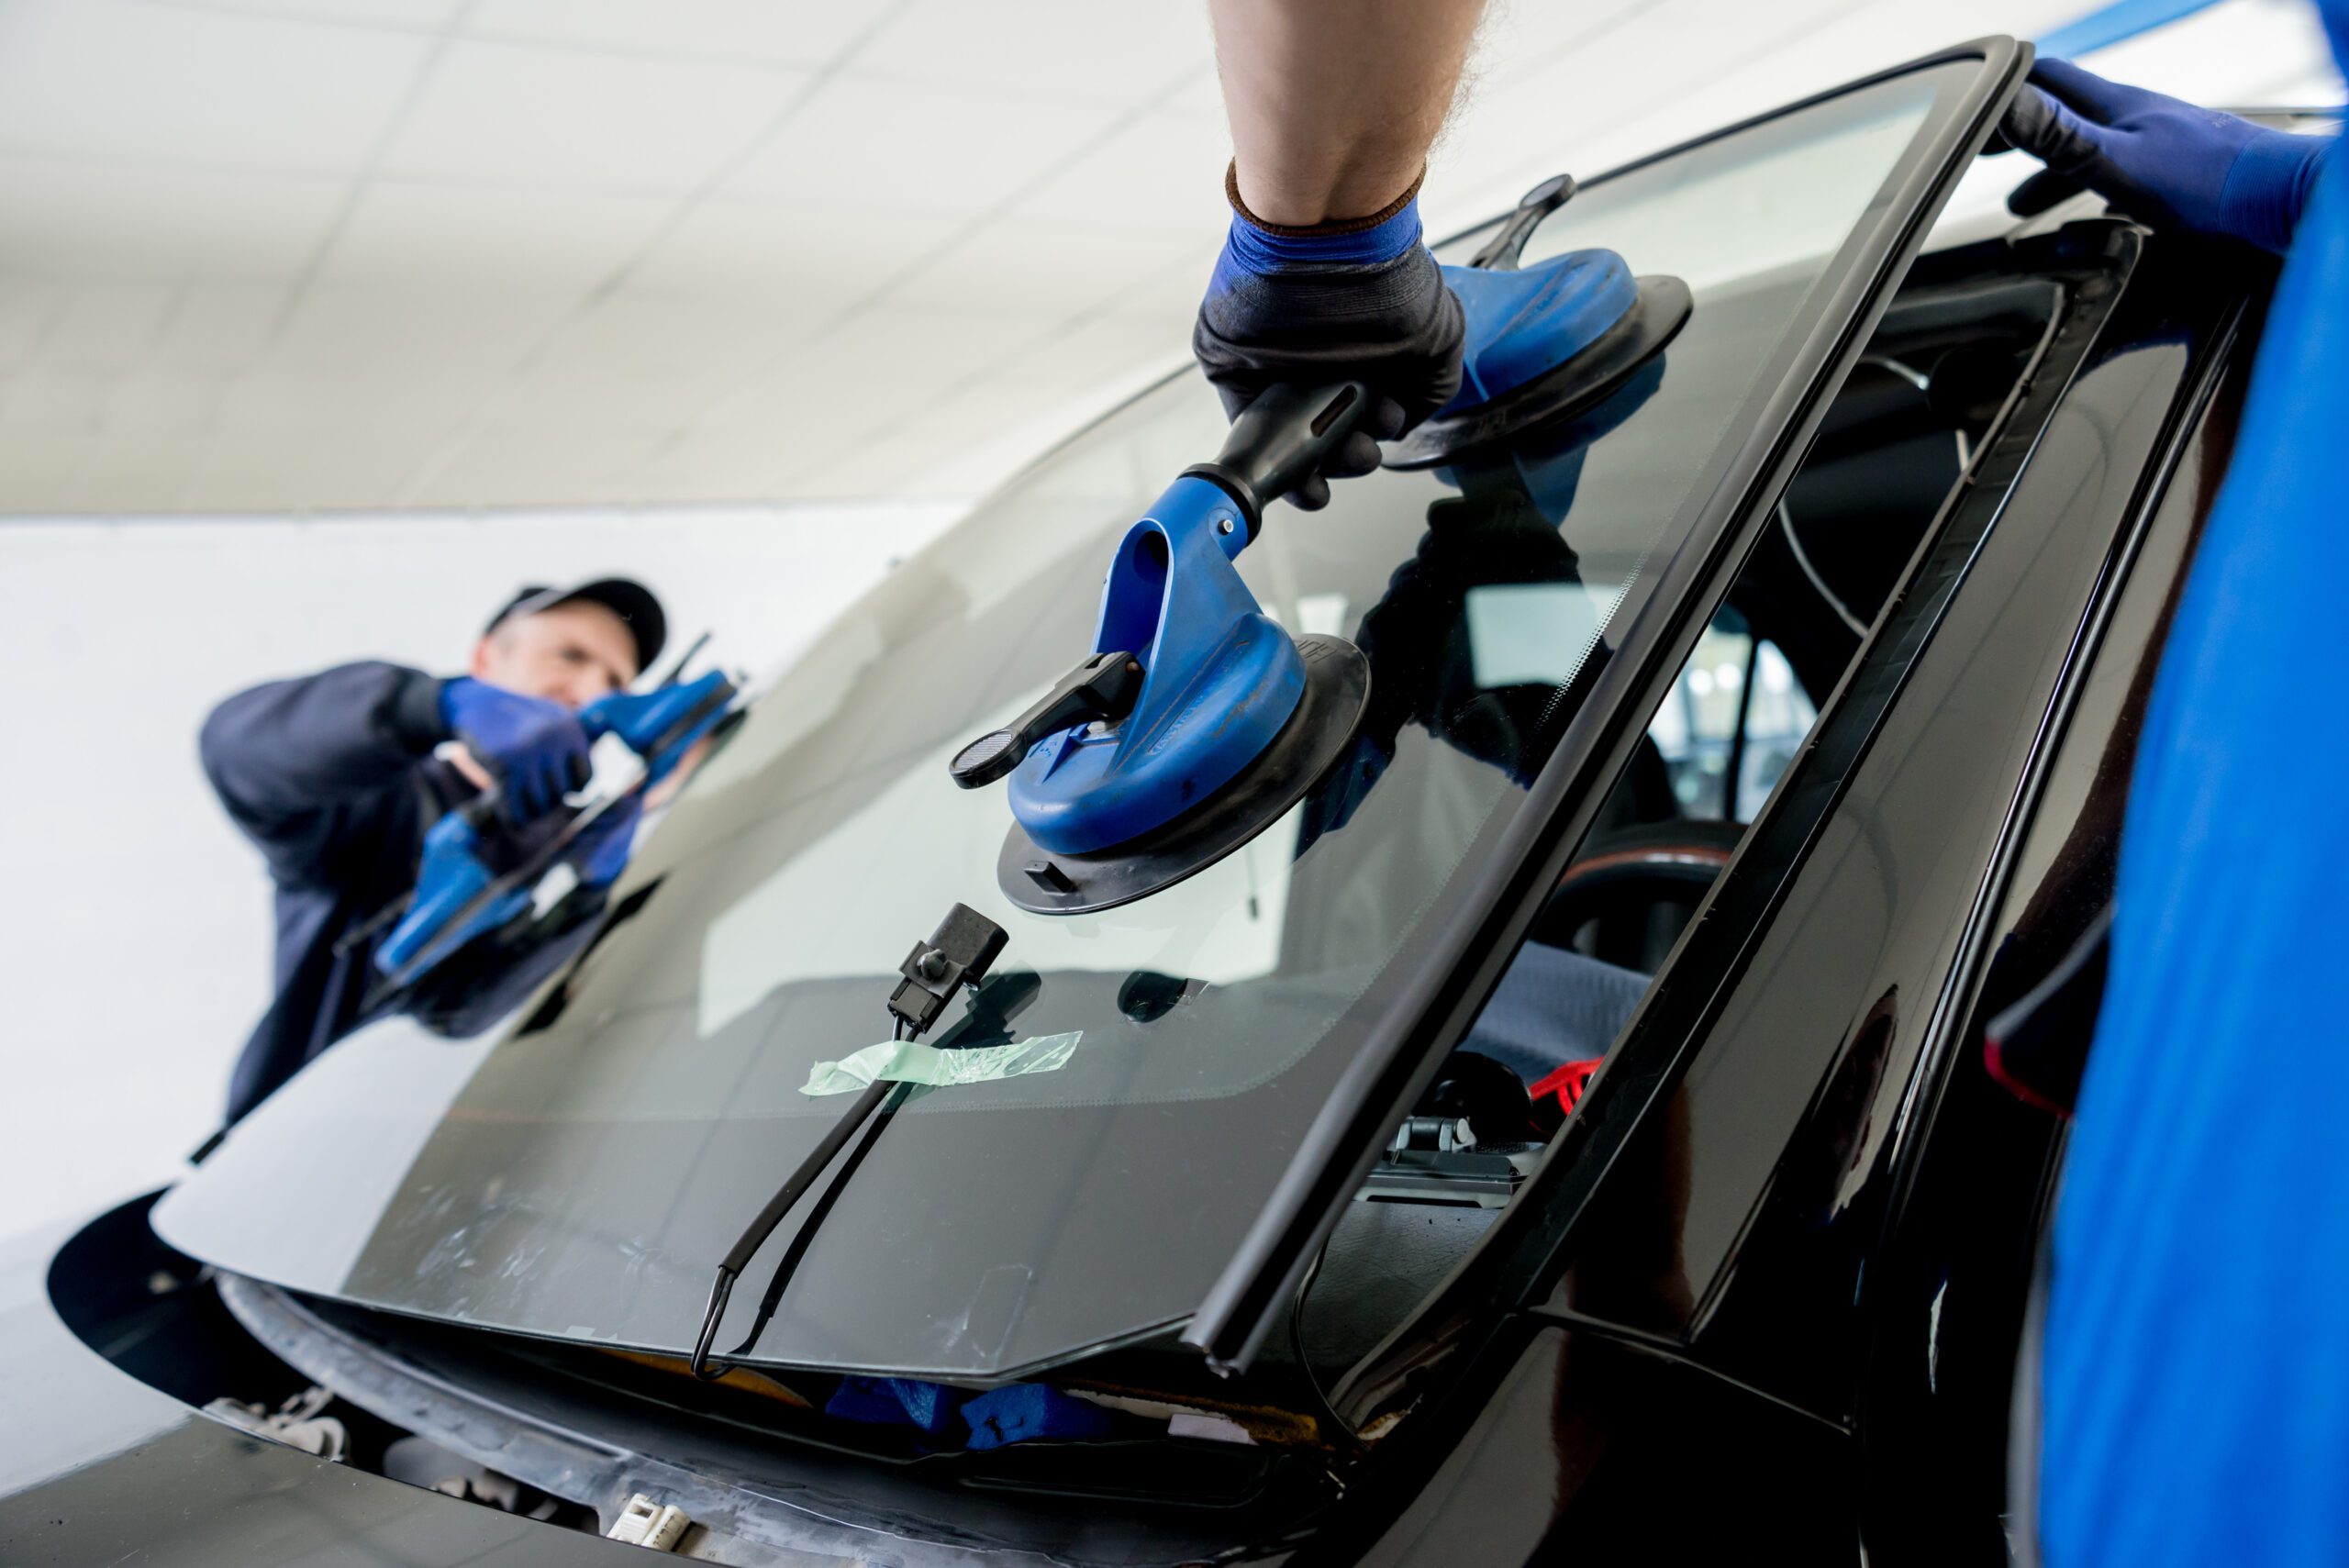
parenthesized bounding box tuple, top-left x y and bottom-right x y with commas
(1192, 246, 1465, 430)
(386, 671, 456, 753)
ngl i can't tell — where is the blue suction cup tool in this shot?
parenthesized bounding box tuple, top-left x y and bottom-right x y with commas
(1384, 175, 1691, 471)
(949, 383, 1376, 917)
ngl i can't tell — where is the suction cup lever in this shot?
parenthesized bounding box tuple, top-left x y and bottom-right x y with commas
(950, 650, 1144, 789)
(1466, 172, 1576, 272)
(1184, 380, 1372, 536)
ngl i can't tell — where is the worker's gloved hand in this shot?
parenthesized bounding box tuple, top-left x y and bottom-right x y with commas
(1194, 172, 1464, 510)
(1998, 59, 2330, 253)
(570, 795, 642, 890)
(439, 676, 592, 825)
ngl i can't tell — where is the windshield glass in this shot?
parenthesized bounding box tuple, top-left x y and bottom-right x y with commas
(158, 62, 1977, 1381)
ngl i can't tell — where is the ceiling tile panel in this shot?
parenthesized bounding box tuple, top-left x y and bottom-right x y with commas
(152, 285, 290, 373)
(541, 294, 830, 382)
(723, 74, 1121, 217)
(1006, 108, 1231, 234)
(100, 374, 227, 438)
(183, 428, 441, 511)
(272, 285, 576, 374)
(403, 423, 669, 507)
(0, 0, 432, 173)
(889, 217, 1203, 318)
(829, 357, 1194, 498)
(1095, 245, 1223, 331)
(216, 365, 487, 434)
(477, 366, 718, 437)
(912, 421, 1098, 495)
(321, 180, 675, 290)
(0, 0, 2325, 515)
(629, 197, 960, 297)
(858, 0, 1212, 104)
(54, 432, 212, 513)
(189, 1, 466, 28)
(584, 418, 842, 503)
(2, 373, 121, 439)
(784, 429, 956, 496)
(1163, 71, 1225, 116)
(723, 307, 1052, 426)
(379, 38, 808, 194)
(1472, 0, 1665, 91)
(0, 284, 63, 369)
(888, 375, 1095, 451)
(469, 0, 881, 69)
(994, 315, 1187, 394)
(41, 284, 177, 371)
(1, 373, 112, 436)
(0, 157, 343, 284)
(0, 434, 100, 511)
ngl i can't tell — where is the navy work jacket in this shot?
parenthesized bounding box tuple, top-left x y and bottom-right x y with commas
(200, 662, 592, 1125)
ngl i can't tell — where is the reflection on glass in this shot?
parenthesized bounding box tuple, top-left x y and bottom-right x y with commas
(389, 709, 733, 1040)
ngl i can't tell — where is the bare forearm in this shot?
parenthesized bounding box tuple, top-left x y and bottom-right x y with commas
(1209, 0, 1488, 227)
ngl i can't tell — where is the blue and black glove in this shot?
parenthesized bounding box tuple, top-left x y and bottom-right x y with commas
(1194, 169, 1465, 509)
(1999, 59, 2331, 254)
(570, 794, 642, 890)
(439, 676, 592, 824)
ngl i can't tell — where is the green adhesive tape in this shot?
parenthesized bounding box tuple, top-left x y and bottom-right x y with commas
(800, 1031, 1083, 1097)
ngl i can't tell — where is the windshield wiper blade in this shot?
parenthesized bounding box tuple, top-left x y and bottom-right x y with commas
(691, 904, 1010, 1380)
(704, 971, 1041, 1373)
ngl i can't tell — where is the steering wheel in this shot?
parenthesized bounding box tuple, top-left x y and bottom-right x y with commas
(1530, 818, 1745, 951)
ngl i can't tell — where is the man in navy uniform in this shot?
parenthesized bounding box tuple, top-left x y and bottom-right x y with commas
(200, 579, 662, 1125)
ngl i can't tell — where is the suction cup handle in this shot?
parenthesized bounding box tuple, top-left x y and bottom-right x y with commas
(1465, 172, 1576, 272)
(1186, 381, 1372, 536)
(949, 650, 1145, 789)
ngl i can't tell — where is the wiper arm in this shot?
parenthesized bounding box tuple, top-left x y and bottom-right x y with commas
(699, 971, 1041, 1376)
(690, 903, 1011, 1380)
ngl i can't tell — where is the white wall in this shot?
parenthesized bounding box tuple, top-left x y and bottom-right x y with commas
(0, 501, 958, 1234)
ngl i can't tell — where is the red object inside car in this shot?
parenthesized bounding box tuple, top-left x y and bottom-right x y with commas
(1530, 1057, 1604, 1121)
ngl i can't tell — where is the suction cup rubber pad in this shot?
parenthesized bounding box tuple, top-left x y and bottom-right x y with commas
(1384, 274, 1692, 470)
(998, 633, 1370, 916)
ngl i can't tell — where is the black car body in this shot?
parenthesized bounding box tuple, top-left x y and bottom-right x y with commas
(5, 39, 2289, 1565)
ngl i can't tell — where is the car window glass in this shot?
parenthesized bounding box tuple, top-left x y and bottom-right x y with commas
(1518, 81, 1949, 291)
(156, 61, 1988, 1385)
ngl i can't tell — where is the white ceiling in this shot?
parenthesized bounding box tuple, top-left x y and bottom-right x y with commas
(0, 0, 2334, 515)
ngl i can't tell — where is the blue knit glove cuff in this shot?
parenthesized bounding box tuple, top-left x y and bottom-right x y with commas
(1219, 195, 1423, 272)
(1192, 166, 1464, 503)
(2221, 129, 2332, 255)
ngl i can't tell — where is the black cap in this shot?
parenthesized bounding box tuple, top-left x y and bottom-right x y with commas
(485, 577, 666, 677)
